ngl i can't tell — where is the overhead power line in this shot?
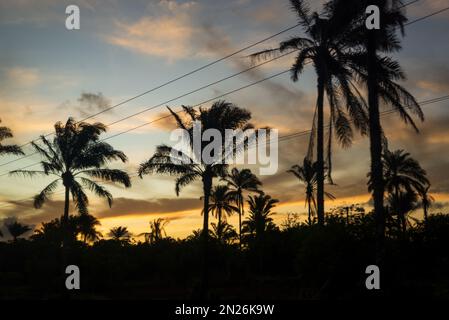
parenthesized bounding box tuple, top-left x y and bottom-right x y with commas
(0, 93, 447, 209)
(0, 0, 431, 168)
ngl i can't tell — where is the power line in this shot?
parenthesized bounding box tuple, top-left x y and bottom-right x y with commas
(0, 0, 429, 169)
(0, 50, 298, 168)
(0, 94, 447, 209)
(0, 4, 445, 175)
(0, 23, 303, 157)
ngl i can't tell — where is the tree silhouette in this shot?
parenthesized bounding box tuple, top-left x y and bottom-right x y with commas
(207, 185, 239, 232)
(329, 0, 424, 259)
(249, 0, 369, 225)
(32, 216, 79, 245)
(10, 117, 131, 249)
(373, 149, 429, 233)
(108, 226, 131, 242)
(140, 218, 169, 244)
(5, 220, 31, 242)
(210, 220, 238, 245)
(242, 193, 279, 241)
(288, 158, 335, 225)
(387, 189, 418, 233)
(138, 100, 254, 294)
(76, 214, 102, 243)
(222, 168, 262, 247)
(0, 119, 24, 157)
(420, 185, 434, 223)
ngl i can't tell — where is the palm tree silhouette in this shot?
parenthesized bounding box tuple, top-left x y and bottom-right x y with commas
(0, 119, 24, 157)
(5, 220, 32, 242)
(420, 185, 434, 223)
(210, 220, 238, 245)
(207, 185, 239, 234)
(138, 100, 254, 294)
(242, 193, 279, 241)
(249, 0, 368, 225)
(139, 218, 169, 244)
(371, 149, 429, 232)
(10, 118, 131, 249)
(108, 226, 131, 242)
(387, 189, 418, 233)
(288, 158, 335, 225)
(222, 168, 262, 247)
(76, 214, 102, 243)
(32, 216, 79, 245)
(330, 0, 424, 258)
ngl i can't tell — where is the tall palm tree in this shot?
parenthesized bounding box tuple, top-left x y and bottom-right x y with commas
(210, 220, 238, 245)
(5, 220, 32, 242)
(76, 214, 102, 243)
(242, 193, 279, 241)
(138, 100, 254, 293)
(0, 119, 24, 157)
(10, 117, 131, 249)
(139, 218, 169, 244)
(108, 226, 131, 242)
(288, 158, 336, 225)
(249, 0, 369, 225)
(223, 168, 262, 247)
(420, 185, 434, 223)
(328, 0, 423, 259)
(207, 185, 239, 230)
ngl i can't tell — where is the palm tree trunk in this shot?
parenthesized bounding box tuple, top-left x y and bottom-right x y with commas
(367, 30, 385, 265)
(62, 186, 70, 248)
(423, 204, 428, 223)
(238, 194, 243, 248)
(316, 74, 325, 226)
(201, 172, 212, 297)
(308, 200, 312, 225)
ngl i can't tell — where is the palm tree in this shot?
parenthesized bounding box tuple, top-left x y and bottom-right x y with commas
(223, 168, 262, 247)
(387, 189, 419, 233)
(138, 100, 254, 293)
(140, 218, 169, 244)
(0, 119, 24, 157)
(420, 185, 434, 223)
(242, 193, 279, 241)
(288, 158, 336, 225)
(370, 149, 429, 233)
(10, 117, 131, 249)
(76, 214, 102, 243)
(32, 216, 79, 245)
(249, 0, 369, 226)
(108, 226, 131, 242)
(210, 220, 238, 245)
(5, 220, 32, 242)
(329, 0, 424, 259)
(207, 185, 239, 230)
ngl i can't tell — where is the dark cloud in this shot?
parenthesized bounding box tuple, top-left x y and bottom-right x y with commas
(60, 92, 111, 118)
(96, 197, 202, 219)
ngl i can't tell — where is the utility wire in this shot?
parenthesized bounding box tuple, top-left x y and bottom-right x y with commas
(0, 0, 430, 168)
(0, 94, 447, 209)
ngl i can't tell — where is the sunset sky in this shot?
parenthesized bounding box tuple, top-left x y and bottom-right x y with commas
(0, 0, 448, 239)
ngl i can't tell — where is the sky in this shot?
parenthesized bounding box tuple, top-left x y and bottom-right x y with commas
(0, 0, 448, 240)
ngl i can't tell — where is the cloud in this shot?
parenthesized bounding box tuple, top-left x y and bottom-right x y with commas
(105, 0, 199, 62)
(59, 92, 111, 118)
(96, 197, 202, 219)
(4, 67, 40, 87)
